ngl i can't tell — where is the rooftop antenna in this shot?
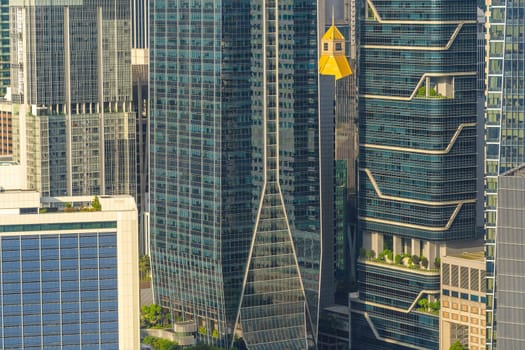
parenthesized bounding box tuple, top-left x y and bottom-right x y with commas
(332, 5, 335, 26)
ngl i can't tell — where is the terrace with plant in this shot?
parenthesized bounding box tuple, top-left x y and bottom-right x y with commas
(359, 247, 441, 273)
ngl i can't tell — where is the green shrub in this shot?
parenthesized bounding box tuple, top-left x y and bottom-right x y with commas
(378, 250, 385, 260)
(412, 255, 420, 265)
(395, 254, 402, 265)
(421, 257, 429, 269)
(449, 340, 466, 350)
(141, 304, 171, 329)
(418, 298, 428, 310)
(386, 250, 394, 261)
(429, 299, 440, 312)
(380, 249, 392, 261)
(434, 257, 441, 269)
(92, 196, 102, 211)
(142, 336, 178, 350)
(140, 255, 151, 282)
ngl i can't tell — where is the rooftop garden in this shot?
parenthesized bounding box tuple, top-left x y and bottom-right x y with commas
(359, 248, 440, 272)
(39, 196, 102, 213)
(417, 297, 440, 315)
(416, 86, 447, 99)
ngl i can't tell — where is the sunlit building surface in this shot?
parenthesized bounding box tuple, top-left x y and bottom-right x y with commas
(0, 192, 139, 349)
(440, 252, 486, 350)
(10, 0, 135, 197)
(493, 165, 525, 349)
(150, 1, 321, 348)
(484, 1, 525, 348)
(352, 1, 480, 349)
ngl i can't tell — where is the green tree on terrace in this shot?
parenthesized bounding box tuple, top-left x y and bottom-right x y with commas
(449, 340, 466, 350)
(141, 304, 171, 328)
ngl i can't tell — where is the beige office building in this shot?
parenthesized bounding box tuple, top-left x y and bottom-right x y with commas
(0, 192, 139, 349)
(440, 252, 486, 350)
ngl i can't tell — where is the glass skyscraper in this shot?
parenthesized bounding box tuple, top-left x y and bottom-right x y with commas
(352, 1, 480, 349)
(10, 0, 135, 197)
(0, 0, 8, 95)
(150, 1, 321, 349)
(485, 1, 525, 348)
(131, 0, 148, 49)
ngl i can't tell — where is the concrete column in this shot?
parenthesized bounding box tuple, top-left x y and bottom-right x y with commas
(426, 242, 440, 269)
(393, 236, 402, 256)
(411, 239, 420, 257)
(423, 241, 431, 265)
(371, 232, 383, 257)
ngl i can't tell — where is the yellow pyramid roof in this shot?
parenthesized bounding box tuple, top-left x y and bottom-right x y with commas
(319, 55, 352, 80)
(319, 24, 352, 80)
(322, 25, 346, 41)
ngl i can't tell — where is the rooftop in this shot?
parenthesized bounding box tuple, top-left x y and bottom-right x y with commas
(449, 251, 485, 261)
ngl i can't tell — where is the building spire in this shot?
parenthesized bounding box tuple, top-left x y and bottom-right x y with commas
(318, 10, 352, 80)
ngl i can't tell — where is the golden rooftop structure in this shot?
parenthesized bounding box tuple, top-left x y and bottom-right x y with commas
(318, 15, 352, 80)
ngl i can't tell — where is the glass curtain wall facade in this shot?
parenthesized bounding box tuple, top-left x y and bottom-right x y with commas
(0, 193, 140, 349)
(0, 232, 119, 349)
(132, 0, 148, 49)
(9, 0, 135, 197)
(353, 0, 479, 349)
(0, 0, 8, 95)
(150, 1, 320, 349)
(484, 1, 525, 348)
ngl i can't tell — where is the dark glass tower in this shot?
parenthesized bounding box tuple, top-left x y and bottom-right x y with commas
(485, 1, 525, 348)
(0, 0, 8, 95)
(352, 1, 480, 349)
(131, 0, 147, 49)
(150, 1, 320, 348)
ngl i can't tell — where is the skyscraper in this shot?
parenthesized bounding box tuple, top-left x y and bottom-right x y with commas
(0, 101, 11, 156)
(132, 48, 149, 255)
(484, 1, 525, 348)
(319, 0, 360, 295)
(0, 0, 9, 95)
(130, 0, 149, 254)
(131, 0, 148, 49)
(352, 1, 480, 348)
(493, 165, 525, 349)
(150, 1, 321, 349)
(10, 0, 135, 197)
